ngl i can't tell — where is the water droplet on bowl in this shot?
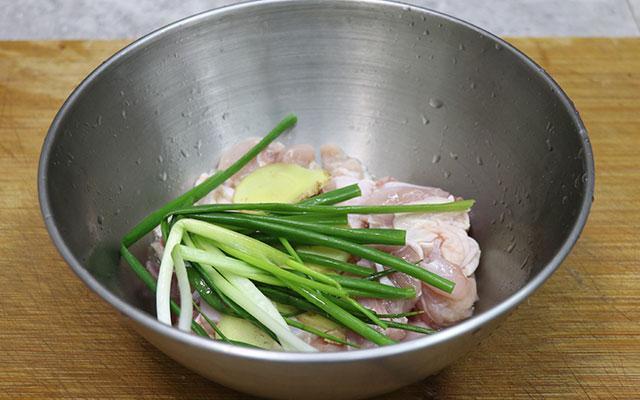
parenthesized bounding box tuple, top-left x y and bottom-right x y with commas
(97, 215, 104, 225)
(429, 98, 443, 109)
(476, 155, 483, 166)
(494, 43, 502, 50)
(443, 171, 451, 179)
(449, 152, 458, 160)
(158, 172, 168, 182)
(421, 114, 430, 125)
(432, 154, 441, 164)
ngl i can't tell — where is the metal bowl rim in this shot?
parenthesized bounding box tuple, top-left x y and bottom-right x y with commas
(38, 0, 595, 363)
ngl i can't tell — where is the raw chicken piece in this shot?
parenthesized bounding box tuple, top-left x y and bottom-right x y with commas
(354, 181, 469, 230)
(322, 175, 376, 204)
(419, 246, 475, 300)
(416, 251, 478, 327)
(319, 144, 376, 226)
(346, 178, 479, 330)
(350, 180, 479, 276)
(278, 144, 317, 168)
(364, 181, 452, 205)
(217, 137, 285, 186)
(418, 278, 477, 327)
(399, 220, 480, 277)
(320, 144, 367, 179)
(194, 172, 235, 205)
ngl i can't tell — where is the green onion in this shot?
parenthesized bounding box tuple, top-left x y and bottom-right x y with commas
(298, 184, 362, 206)
(180, 245, 282, 286)
(258, 284, 428, 330)
(183, 233, 279, 340)
(324, 296, 435, 335)
(122, 114, 297, 247)
(257, 285, 321, 314)
(217, 242, 347, 297)
(296, 251, 372, 276)
(345, 297, 388, 329)
(119, 244, 208, 337)
(377, 310, 424, 319)
(330, 275, 417, 299)
(291, 287, 396, 346)
(186, 265, 229, 314)
(192, 301, 228, 341)
(120, 114, 453, 350)
(365, 269, 396, 281)
(196, 261, 314, 352)
(181, 219, 345, 294)
(384, 321, 435, 335)
(169, 199, 474, 218)
(285, 318, 359, 348)
(279, 238, 303, 263)
(177, 215, 455, 293)
(278, 214, 348, 225)
(195, 262, 278, 341)
(189, 213, 406, 246)
(155, 225, 192, 330)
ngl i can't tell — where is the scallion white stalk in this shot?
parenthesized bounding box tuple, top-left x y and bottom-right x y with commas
(156, 224, 184, 327)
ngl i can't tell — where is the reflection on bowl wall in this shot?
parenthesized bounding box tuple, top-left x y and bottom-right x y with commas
(38, 1, 594, 399)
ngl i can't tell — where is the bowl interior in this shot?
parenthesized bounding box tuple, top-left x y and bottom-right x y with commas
(40, 1, 591, 344)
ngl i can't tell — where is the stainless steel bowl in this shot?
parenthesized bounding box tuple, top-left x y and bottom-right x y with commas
(38, 1, 594, 398)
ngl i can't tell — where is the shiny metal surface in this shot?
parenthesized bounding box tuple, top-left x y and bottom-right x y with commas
(38, 1, 594, 398)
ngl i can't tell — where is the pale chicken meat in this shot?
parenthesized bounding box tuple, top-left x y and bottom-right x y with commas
(279, 143, 317, 168)
(318, 146, 480, 335)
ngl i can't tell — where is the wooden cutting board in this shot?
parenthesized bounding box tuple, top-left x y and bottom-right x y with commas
(0, 38, 638, 399)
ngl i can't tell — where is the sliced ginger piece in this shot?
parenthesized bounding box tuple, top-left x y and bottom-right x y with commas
(215, 315, 281, 350)
(233, 163, 329, 204)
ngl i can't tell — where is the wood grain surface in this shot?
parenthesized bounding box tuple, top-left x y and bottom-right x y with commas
(0, 38, 638, 399)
